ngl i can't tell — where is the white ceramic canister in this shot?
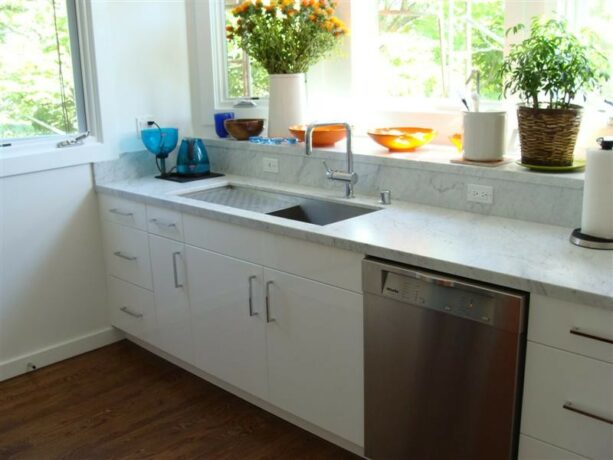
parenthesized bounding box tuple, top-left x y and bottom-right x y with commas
(267, 73, 307, 138)
(462, 111, 507, 161)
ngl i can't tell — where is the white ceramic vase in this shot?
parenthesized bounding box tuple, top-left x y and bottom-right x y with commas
(267, 73, 306, 138)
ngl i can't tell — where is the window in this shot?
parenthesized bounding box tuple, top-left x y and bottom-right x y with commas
(0, 0, 86, 141)
(214, 0, 612, 108)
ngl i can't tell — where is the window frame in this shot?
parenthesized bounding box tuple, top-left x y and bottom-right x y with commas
(1, 0, 102, 150)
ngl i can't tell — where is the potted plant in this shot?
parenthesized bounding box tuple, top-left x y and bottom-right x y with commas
(502, 17, 609, 166)
(227, 0, 348, 137)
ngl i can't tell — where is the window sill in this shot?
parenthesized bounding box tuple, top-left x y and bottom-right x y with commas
(0, 138, 113, 178)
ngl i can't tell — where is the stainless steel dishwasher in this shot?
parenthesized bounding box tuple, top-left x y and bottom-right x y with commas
(363, 257, 527, 460)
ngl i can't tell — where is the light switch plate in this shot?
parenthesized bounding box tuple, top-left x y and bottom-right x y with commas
(263, 157, 279, 173)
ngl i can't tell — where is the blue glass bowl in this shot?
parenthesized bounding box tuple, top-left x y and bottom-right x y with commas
(141, 127, 179, 158)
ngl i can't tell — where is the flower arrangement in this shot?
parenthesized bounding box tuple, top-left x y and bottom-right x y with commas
(226, 0, 348, 74)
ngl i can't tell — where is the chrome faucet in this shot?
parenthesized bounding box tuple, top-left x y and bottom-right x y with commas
(305, 122, 358, 198)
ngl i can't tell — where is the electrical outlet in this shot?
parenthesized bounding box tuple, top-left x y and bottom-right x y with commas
(467, 184, 493, 204)
(263, 157, 279, 173)
(135, 115, 153, 138)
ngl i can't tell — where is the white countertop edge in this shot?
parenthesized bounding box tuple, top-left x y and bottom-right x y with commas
(203, 136, 585, 190)
(96, 175, 612, 310)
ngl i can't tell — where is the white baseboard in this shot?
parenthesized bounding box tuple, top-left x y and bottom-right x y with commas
(0, 327, 123, 382)
(125, 334, 365, 458)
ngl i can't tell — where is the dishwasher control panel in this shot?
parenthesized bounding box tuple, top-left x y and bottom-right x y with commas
(382, 271, 496, 325)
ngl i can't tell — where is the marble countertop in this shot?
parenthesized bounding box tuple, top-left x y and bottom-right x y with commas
(96, 175, 613, 309)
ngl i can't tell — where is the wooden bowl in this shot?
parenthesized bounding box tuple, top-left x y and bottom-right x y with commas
(368, 127, 437, 152)
(224, 118, 264, 140)
(289, 124, 347, 147)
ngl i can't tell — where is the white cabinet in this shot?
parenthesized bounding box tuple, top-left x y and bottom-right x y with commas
(147, 205, 184, 241)
(149, 235, 192, 364)
(265, 268, 364, 446)
(519, 435, 588, 460)
(186, 245, 268, 400)
(99, 194, 147, 230)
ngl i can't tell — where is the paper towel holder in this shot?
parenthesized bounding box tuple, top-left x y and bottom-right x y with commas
(570, 228, 613, 250)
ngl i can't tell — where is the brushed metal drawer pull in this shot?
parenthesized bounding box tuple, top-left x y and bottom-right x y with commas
(150, 218, 177, 228)
(570, 327, 613, 345)
(113, 251, 137, 261)
(265, 280, 275, 323)
(120, 306, 143, 318)
(248, 275, 258, 317)
(109, 208, 133, 217)
(563, 402, 613, 425)
(172, 251, 183, 288)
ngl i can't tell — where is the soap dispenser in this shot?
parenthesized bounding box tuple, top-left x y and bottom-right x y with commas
(176, 138, 210, 176)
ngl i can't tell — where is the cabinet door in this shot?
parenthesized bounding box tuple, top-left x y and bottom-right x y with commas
(185, 245, 268, 400)
(264, 268, 364, 446)
(149, 235, 192, 364)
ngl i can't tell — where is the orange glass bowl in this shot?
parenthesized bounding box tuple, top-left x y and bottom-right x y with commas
(289, 124, 347, 147)
(367, 127, 437, 152)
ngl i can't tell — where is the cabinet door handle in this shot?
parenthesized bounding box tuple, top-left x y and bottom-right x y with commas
(265, 280, 275, 323)
(109, 208, 133, 217)
(120, 306, 143, 318)
(570, 327, 613, 345)
(248, 275, 258, 317)
(563, 402, 613, 425)
(114, 251, 137, 261)
(172, 251, 183, 288)
(149, 218, 177, 228)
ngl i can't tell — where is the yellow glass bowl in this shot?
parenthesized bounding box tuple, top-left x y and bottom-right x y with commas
(367, 127, 437, 152)
(449, 133, 463, 152)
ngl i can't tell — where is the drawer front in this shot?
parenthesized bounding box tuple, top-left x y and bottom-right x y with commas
(529, 294, 613, 364)
(102, 222, 152, 290)
(108, 276, 156, 341)
(521, 342, 613, 460)
(183, 214, 266, 264)
(519, 435, 588, 460)
(146, 205, 184, 241)
(262, 232, 362, 293)
(99, 194, 147, 230)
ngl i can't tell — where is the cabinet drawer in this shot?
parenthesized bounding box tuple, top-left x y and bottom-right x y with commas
(108, 276, 156, 341)
(529, 294, 613, 364)
(146, 205, 184, 241)
(102, 222, 152, 290)
(99, 194, 147, 230)
(183, 213, 265, 264)
(521, 342, 613, 460)
(519, 435, 588, 460)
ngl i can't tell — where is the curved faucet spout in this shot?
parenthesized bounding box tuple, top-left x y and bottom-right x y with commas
(304, 122, 357, 198)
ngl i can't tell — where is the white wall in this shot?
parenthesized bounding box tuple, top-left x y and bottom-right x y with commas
(0, 0, 194, 381)
(0, 165, 118, 381)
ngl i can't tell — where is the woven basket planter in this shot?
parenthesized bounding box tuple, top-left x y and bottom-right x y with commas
(517, 104, 583, 166)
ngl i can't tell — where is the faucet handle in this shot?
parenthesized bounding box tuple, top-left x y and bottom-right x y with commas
(322, 161, 333, 178)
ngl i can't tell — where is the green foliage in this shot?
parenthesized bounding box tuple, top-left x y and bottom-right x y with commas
(502, 17, 610, 109)
(0, 0, 77, 139)
(227, 0, 347, 74)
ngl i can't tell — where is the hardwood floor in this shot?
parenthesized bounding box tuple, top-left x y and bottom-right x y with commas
(0, 340, 360, 460)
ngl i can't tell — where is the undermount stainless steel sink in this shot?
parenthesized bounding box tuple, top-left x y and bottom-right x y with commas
(180, 184, 379, 226)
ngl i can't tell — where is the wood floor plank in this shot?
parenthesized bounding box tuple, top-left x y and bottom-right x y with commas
(0, 340, 359, 460)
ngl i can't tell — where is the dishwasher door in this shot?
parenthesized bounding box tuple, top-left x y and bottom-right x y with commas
(363, 258, 527, 460)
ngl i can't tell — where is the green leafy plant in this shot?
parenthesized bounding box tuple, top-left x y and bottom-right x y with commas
(226, 0, 348, 74)
(501, 17, 609, 109)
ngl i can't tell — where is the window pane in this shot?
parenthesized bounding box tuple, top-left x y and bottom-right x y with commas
(377, 0, 504, 100)
(224, 0, 269, 99)
(0, 0, 82, 140)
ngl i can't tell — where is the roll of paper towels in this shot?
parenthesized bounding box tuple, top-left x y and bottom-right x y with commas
(581, 148, 613, 239)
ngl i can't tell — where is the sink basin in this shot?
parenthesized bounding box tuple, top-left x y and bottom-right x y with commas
(180, 184, 379, 225)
